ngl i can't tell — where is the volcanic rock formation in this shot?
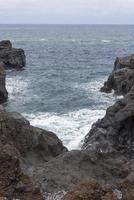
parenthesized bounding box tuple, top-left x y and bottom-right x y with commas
(0, 40, 26, 69)
(101, 54, 134, 95)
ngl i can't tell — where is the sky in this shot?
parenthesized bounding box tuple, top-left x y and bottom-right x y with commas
(0, 0, 133, 24)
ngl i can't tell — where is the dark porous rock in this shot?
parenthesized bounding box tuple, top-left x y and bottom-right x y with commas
(0, 144, 43, 200)
(63, 176, 134, 200)
(101, 54, 134, 95)
(0, 40, 12, 49)
(0, 63, 8, 103)
(83, 86, 134, 156)
(0, 40, 26, 69)
(0, 111, 67, 166)
(62, 179, 117, 200)
(30, 150, 132, 196)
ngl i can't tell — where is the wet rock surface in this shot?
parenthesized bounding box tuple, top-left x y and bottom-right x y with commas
(0, 40, 26, 69)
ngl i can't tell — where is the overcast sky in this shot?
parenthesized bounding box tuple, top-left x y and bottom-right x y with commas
(0, 0, 133, 24)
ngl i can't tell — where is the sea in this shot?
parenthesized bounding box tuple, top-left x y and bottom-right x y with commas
(0, 24, 134, 150)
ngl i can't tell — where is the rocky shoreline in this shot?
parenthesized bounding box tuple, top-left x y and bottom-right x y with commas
(0, 40, 134, 199)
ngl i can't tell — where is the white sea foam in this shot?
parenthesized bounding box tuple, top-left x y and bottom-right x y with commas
(6, 76, 29, 101)
(40, 38, 47, 41)
(23, 108, 106, 150)
(71, 39, 76, 42)
(101, 39, 111, 43)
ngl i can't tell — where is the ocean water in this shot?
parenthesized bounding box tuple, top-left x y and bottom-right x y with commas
(0, 25, 134, 150)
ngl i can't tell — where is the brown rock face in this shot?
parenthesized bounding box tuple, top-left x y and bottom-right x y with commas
(0, 63, 8, 103)
(0, 111, 67, 166)
(0, 144, 43, 200)
(119, 176, 134, 200)
(62, 179, 117, 200)
(0, 111, 67, 199)
(101, 54, 134, 95)
(0, 40, 26, 69)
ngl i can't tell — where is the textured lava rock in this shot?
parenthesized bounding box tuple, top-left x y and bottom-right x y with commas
(62, 179, 117, 200)
(83, 86, 134, 156)
(0, 111, 67, 166)
(101, 54, 134, 95)
(0, 40, 26, 69)
(30, 150, 132, 196)
(0, 144, 43, 200)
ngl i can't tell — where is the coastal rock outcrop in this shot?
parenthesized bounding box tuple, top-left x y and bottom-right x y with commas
(0, 40, 26, 69)
(0, 111, 67, 166)
(0, 110, 67, 199)
(0, 63, 8, 103)
(83, 85, 134, 155)
(101, 54, 134, 95)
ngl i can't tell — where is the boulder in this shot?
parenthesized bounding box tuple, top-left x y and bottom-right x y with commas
(0, 111, 67, 166)
(0, 40, 26, 69)
(0, 63, 8, 103)
(101, 54, 134, 95)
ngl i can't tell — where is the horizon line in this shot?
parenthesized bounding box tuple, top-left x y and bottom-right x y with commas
(0, 23, 134, 26)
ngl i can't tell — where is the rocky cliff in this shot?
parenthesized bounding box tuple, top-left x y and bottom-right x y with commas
(101, 54, 134, 95)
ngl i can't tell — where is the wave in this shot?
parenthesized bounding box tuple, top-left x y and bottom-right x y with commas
(71, 39, 76, 42)
(23, 108, 106, 150)
(40, 38, 47, 41)
(101, 39, 111, 43)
